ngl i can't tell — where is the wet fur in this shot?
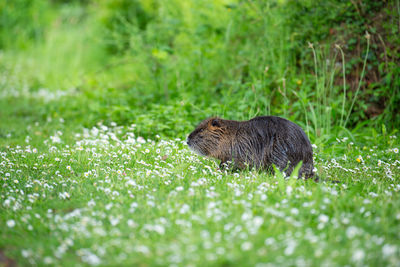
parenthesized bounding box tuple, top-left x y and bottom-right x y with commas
(187, 116, 314, 178)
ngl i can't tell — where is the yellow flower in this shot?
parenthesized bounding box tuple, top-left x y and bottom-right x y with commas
(356, 156, 362, 163)
(152, 49, 168, 61)
(296, 79, 302, 85)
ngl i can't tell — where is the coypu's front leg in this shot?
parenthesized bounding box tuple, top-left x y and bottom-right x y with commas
(218, 155, 243, 171)
(219, 160, 235, 170)
(219, 161, 229, 170)
(219, 158, 247, 171)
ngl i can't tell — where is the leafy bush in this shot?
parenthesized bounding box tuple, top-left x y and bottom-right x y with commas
(0, 0, 54, 49)
(0, 0, 398, 140)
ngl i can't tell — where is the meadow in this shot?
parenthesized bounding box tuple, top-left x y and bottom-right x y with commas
(1, 0, 400, 266)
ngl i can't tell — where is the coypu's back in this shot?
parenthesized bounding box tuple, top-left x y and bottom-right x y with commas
(187, 116, 314, 178)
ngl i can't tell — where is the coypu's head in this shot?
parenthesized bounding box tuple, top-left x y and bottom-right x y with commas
(187, 117, 235, 158)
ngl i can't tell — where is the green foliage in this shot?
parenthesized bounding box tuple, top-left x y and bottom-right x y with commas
(0, 0, 54, 49)
(0, 0, 399, 138)
(282, 0, 400, 128)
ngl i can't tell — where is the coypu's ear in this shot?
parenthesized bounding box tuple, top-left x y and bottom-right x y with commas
(211, 118, 221, 127)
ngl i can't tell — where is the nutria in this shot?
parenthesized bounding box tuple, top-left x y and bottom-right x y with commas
(187, 116, 315, 178)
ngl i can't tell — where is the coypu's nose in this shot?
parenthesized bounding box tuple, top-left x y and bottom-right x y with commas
(187, 132, 194, 145)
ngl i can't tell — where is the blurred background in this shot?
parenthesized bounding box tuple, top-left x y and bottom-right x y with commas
(0, 0, 399, 146)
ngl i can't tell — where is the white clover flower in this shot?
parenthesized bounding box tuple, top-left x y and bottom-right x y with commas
(81, 252, 101, 266)
(346, 226, 359, 239)
(318, 214, 329, 223)
(369, 192, 378, 198)
(137, 137, 146, 144)
(382, 244, 397, 257)
(21, 249, 32, 258)
(87, 199, 96, 207)
(286, 185, 293, 195)
(253, 216, 264, 228)
(153, 224, 165, 235)
(59, 192, 70, 200)
(291, 208, 299, 215)
(109, 217, 120, 226)
(264, 237, 275, 246)
(4, 199, 11, 207)
(50, 135, 61, 143)
(7, 219, 16, 228)
(351, 249, 365, 262)
(241, 241, 253, 251)
(127, 219, 137, 228)
(135, 245, 150, 255)
(179, 204, 190, 214)
(43, 256, 53, 264)
(284, 240, 297, 256)
(312, 144, 317, 149)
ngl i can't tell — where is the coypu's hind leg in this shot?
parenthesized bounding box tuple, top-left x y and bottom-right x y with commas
(270, 141, 291, 176)
(299, 162, 314, 180)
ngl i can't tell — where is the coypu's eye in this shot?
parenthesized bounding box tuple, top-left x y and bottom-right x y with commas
(211, 119, 220, 127)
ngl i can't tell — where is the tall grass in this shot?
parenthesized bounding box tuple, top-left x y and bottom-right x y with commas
(297, 32, 371, 147)
(0, 0, 387, 143)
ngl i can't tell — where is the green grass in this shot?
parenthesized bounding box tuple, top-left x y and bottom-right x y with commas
(1, 116, 399, 266)
(1, 0, 399, 265)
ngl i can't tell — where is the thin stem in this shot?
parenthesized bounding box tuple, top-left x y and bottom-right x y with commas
(336, 45, 346, 128)
(308, 42, 319, 133)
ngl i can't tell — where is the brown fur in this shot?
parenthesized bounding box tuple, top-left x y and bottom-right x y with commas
(187, 116, 315, 178)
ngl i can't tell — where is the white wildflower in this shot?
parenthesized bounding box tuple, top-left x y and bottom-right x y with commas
(241, 241, 253, 251)
(382, 244, 397, 257)
(351, 249, 365, 262)
(284, 240, 297, 256)
(7, 219, 16, 228)
(179, 204, 190, 214)
(59, 192, 70, 199)
(346, 226, 359, 239)
(318, 214, 329, 223)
